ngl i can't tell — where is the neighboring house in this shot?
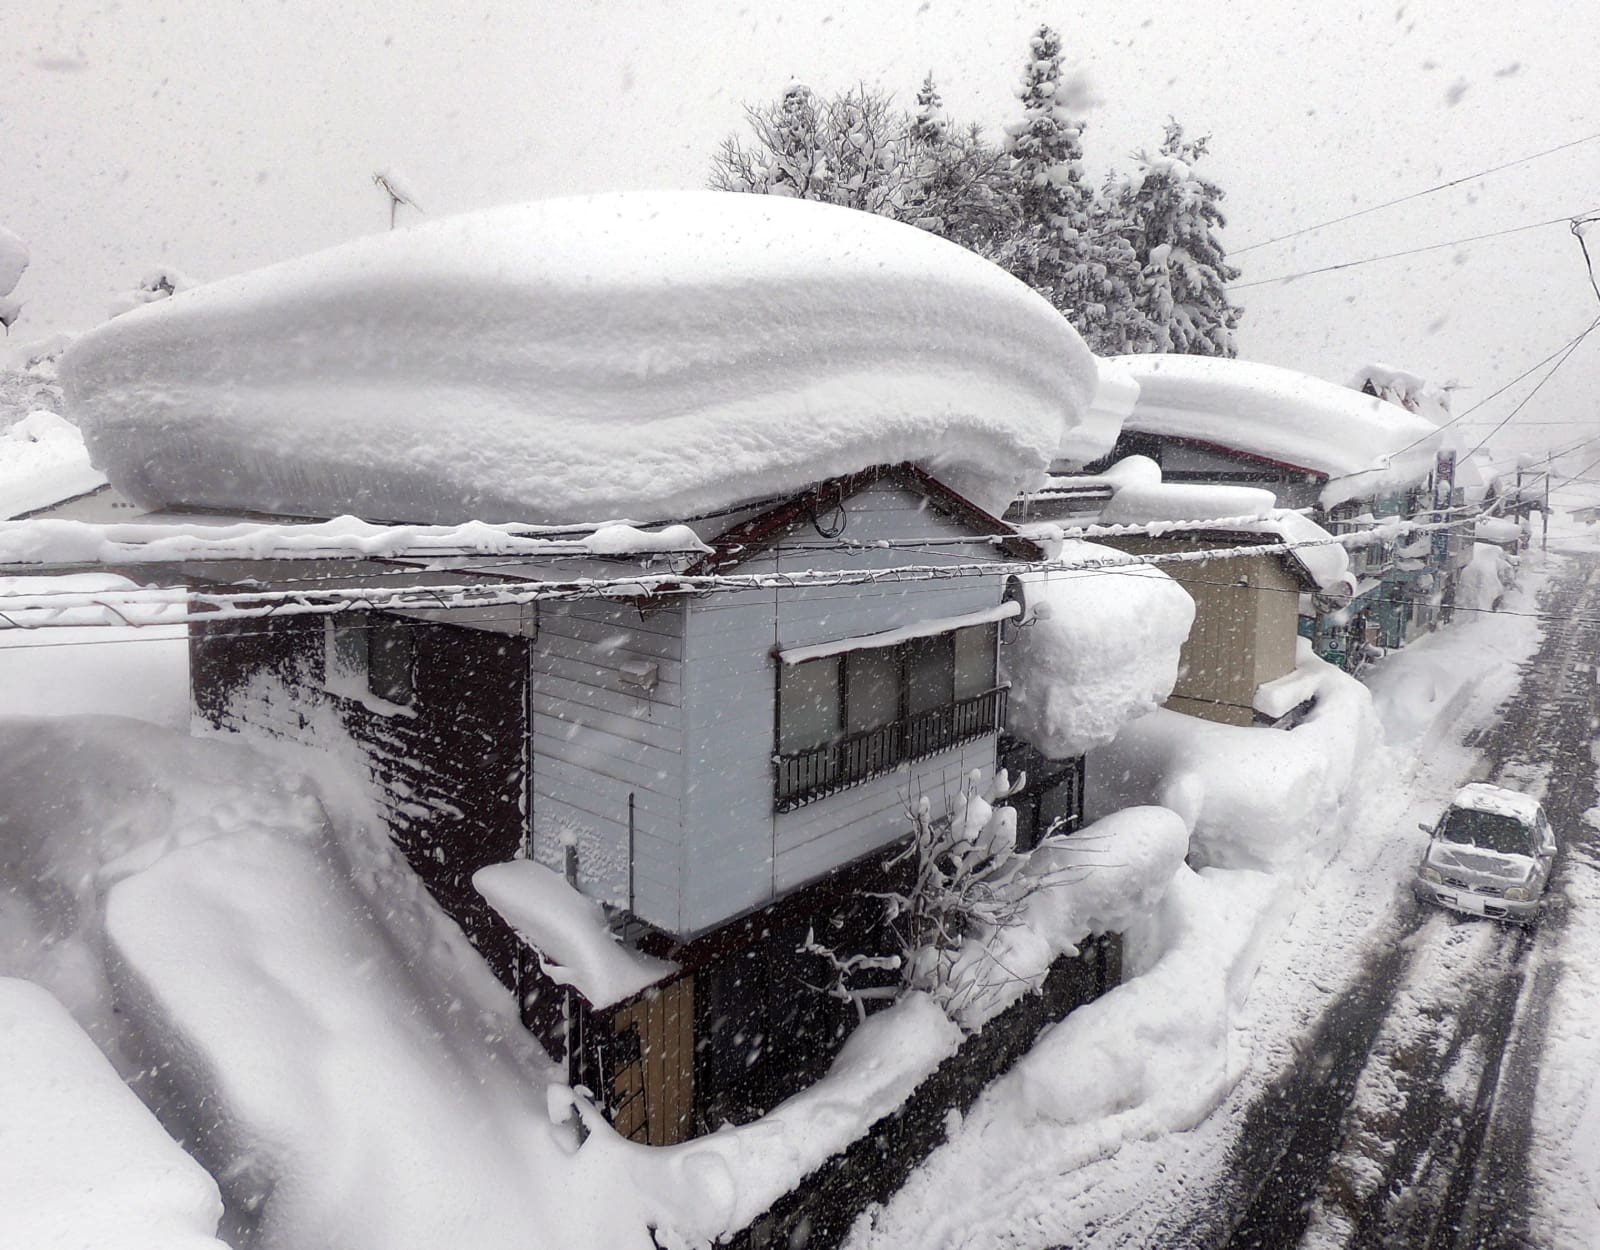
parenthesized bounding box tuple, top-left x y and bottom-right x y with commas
(188, 463, 1118, 1145)
(1089, 355, 1468, 671)
(1010, 456, 1348, 728)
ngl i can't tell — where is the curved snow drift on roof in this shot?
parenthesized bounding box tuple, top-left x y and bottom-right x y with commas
(1111, 354, 1443, 509)
(62, 192, 1099, 526)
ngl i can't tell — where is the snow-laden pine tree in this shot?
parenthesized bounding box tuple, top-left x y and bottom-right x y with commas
(900, 75, 1015, 253)
(1113, 121, 1243, 356)
(910, 72, 945, 146)
(998, 26, 1141, 352)
(1000, 26, 1092, 305)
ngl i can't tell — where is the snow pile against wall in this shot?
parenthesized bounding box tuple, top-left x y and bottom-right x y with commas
(1458, 541, 1517, 612)
(1088, 642, 1381, 873)
(1112, 354, 1443, 508)
(63, 191, 1100, 526)
(0, 715, 660, 1250)
(980, 863, 1276, 1135)
(0, 409, 105, 519)
(1001, 541, 1195, 758)
(0, 978, 227, 1250)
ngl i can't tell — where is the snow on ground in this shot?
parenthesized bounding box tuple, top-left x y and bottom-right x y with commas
(0, 574, 187, 724)
(63, 191, 1101, 526)
(846, 552, 1553, 1250)
(1088, 641, 1376, 874)
(0, 713, 667, 1250)
(1111, 353, 1444, 508)
(0, 977, 227, 1250)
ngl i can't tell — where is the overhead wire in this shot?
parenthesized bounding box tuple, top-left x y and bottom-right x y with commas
(1229, 131, 1600, 256)
(1230, 210, 1600, 290)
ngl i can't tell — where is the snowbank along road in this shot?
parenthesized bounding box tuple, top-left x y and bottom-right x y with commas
(1186, 553, 1600, 1250)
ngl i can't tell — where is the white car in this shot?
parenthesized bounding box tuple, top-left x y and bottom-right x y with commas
(1413, 783, 1557, 923)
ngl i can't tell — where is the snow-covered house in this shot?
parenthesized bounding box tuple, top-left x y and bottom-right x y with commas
(1089, 355, 1467, 668)
(1015, 455, 1351, 727)
(58, 191, 1166, 1146)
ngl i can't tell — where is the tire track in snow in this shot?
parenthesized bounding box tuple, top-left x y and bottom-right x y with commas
(1200, 557, 1600, 1250)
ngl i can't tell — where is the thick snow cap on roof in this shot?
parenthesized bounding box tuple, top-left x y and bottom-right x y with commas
(62, 192, 1098, 526)
(1055, 355, 1139, 469)
(1112, 354, 1443, 509)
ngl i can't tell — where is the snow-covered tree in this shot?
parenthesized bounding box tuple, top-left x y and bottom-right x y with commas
(1113, 121, 1243, 356)
(910, 72, 946, 146)
(998, 28, 1093, 301)
(710, 84, 915, 218)
(802, 770, 1085, 1025)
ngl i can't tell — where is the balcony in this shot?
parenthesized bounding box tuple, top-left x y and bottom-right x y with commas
(774, 686, 1008, 812)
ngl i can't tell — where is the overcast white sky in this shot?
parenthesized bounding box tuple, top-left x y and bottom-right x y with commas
(5, 1, 1598, 475)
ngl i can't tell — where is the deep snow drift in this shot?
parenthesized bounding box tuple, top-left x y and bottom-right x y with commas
(0, 977, 226, 1250)
(62, 191, 1102, 525)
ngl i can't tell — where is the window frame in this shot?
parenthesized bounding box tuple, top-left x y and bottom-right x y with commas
(773, 621, 1005, 811)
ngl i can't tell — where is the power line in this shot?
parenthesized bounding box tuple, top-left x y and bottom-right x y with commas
(1463, 319, 1600, 463)
(1331, 316, 1600, 478)
(1230, 210, 1597, 290)
(1230, 131, 1600, 255)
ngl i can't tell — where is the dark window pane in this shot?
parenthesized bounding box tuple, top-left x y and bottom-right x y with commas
(367, 617, 415, 705)
(905, 634, 954, 716)
(953, 623, 997, 700)
(845, 647, 899, 733)
(778, 657, 841, 754)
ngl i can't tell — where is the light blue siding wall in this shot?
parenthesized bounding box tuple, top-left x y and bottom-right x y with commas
(677, 480, 1011, 935)
(528, 598, 685, 930)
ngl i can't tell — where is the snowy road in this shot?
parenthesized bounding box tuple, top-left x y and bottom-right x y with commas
(1200, 554, 1600, 1250)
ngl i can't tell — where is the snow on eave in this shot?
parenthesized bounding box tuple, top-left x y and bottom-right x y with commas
(684, 462, 1046, 577)
(1054, 355, 1138, 470)
(1110, 354, 1443, 506)
(63, 191, 1099, 527)
(0, 512, 712, 568)
(473, 860, 676, 1010)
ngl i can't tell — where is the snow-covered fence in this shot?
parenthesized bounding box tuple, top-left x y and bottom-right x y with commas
(724, 940, 1119, 1250)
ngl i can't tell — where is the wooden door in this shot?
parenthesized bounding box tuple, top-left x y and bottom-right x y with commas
(609, 975, 695, 1146)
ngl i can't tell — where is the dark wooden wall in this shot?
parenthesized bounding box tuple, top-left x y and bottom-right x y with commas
(191, 611, 530, 986)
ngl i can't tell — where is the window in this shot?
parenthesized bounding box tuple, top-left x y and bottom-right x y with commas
(367, 616, 415, 705)
(778, 654, 841, 754)
(844, 647, 899, 734)
(324, 612, 416, 710)
(774, 623, 1006, 810)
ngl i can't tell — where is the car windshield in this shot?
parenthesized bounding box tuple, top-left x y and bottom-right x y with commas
(1437, 806, 1535, 856)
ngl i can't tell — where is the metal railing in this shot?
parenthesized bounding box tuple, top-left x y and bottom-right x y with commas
(774, 686, 1008, 812)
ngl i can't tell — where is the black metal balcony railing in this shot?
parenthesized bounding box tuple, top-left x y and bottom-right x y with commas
(774, 686, 1009, 812)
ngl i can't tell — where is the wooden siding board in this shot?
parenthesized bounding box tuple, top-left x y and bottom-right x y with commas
(529, 694, 683, 755)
